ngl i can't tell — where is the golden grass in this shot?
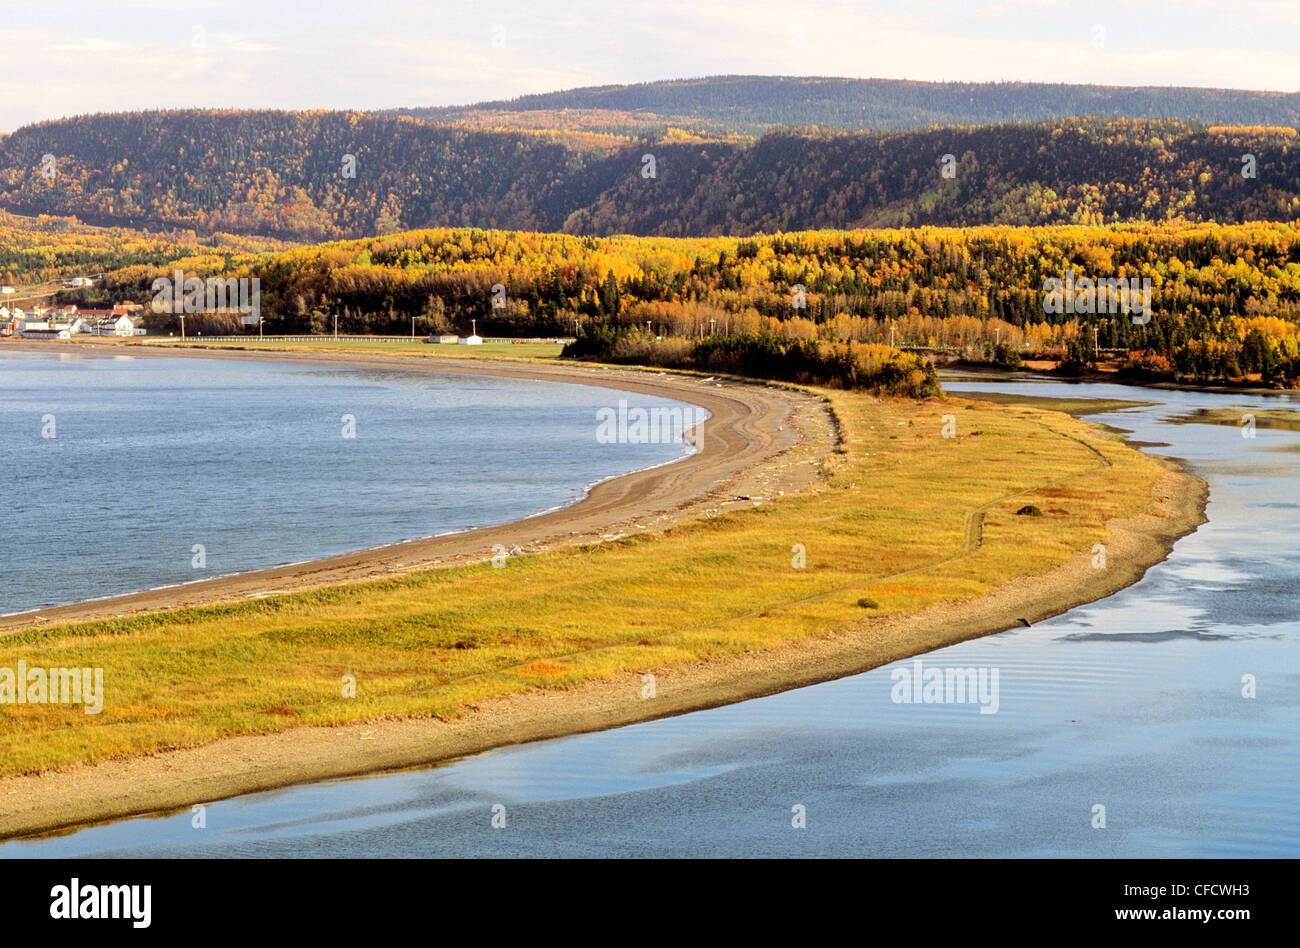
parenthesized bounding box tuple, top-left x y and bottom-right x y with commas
(0, 388, 1169, 774)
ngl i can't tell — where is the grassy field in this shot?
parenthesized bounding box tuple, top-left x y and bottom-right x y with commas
(0, 386, 1171, 775)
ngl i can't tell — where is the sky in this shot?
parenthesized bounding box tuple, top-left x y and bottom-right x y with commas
(3, 0, 1299, 132)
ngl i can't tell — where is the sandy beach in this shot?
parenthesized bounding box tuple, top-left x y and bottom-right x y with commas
(0, 341, 1208, 839)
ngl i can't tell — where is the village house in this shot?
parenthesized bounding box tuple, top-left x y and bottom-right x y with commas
(67, 307, 140, 336)
(8, 302, 144, 338)
(98, 314, 138, 336)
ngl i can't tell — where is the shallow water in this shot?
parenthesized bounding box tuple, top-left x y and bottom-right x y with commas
(0, 351, 696, 615)
(5, 375, 1297, 858)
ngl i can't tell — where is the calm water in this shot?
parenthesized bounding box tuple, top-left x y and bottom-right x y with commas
(5, 375, 1297, 858)
(0, 351, 696, 615)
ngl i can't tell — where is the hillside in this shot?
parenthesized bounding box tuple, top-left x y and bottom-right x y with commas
(0, 111, 613, 242)
(0, 210, 292, 287)
(1, 111, 1297, 243)
(394, 76, 1300, 136)
(560, 121, 1300, 234)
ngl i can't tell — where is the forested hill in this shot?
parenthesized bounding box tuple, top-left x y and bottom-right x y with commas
(394, 76, 1300, 136)
(1, 111, 1297, 242)
(0, 111, 604, 242)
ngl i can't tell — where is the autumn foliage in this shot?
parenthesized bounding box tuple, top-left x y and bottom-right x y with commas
(2, 112, 1298, 242)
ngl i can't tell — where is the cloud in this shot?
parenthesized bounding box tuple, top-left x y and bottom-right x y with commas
(46, 38, 133, 53)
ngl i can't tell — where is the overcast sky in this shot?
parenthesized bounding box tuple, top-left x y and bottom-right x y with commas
(3, 0, 1299, 132)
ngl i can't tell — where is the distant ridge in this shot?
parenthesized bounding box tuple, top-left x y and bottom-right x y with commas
(392, 75, 1300, 136)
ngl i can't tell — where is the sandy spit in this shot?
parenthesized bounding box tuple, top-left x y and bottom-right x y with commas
(0, 342, 1206, 840)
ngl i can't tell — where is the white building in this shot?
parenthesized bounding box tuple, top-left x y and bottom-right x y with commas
(458, 318, 483, 344)
(97, 315, 136, 336)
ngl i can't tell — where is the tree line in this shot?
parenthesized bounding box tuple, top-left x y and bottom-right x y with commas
(86, 221, 1300, 385)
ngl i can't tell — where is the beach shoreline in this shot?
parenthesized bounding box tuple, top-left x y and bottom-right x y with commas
(0, 341, 832, 633)
(0, 342, 1208, 841)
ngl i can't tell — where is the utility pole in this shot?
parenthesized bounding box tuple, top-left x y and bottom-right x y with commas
(411, 314, 415, 339)
(259, 314, 264, 340)
(334, 313, 338, 338)
(180, 313, 186, 341)
(1093, 326, 1099, 359)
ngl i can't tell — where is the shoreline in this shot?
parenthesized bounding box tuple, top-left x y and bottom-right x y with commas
(942, 362, 1299, 398)
(0, 343, 1209, 841)
(0, 342, 831, 634)
(0, 424, 695, 623)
